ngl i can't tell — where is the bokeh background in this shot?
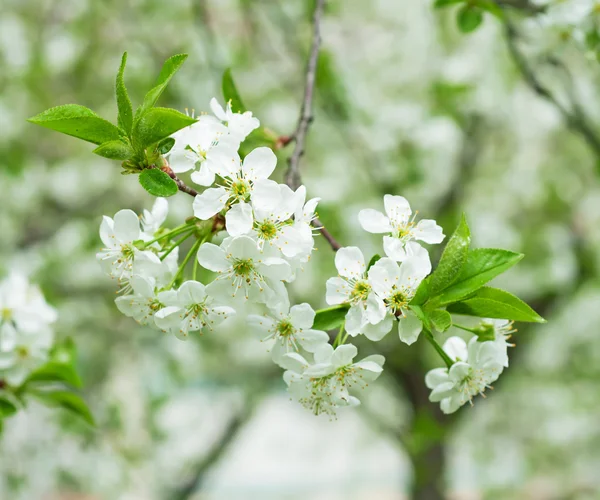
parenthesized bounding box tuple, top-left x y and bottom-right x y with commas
(1, 0, 600, 499)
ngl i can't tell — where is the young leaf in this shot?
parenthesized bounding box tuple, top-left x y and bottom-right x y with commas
(429, 310, 452, 332)
(25, 361, 82, 389)
(116, 52, 133, 135)
(409, 276, 430, 306)
(428, 214, 471, 297)
(447, 287, 546, 323)
(132, 107, 195, 150)
(157, 137, 175, 155)
(222, 68, 246, 113)
(0, 397, 18, 418)
(432, 248, 523, 306)
(139, 168, 178, 197)
(367, 254, 381, 271)
(93, 140, 134, 160)
(28, 104, 122, 145)
(408, 304, 432, 330)
(457, 5, 484, 33)
(313, 305, 350, 331)
(138, 53, 188, 116)
(30, 390, 94, 426)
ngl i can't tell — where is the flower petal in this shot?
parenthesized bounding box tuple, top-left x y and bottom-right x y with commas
(358, 209, 392, 233)
(113, 209, 140, 243)
(413, 219, 445, 244)
(193, 187, 228, 220)
(334, 246, 365, 279)
(325, 277, 351, 305)
(242, 147, 277, 181)
(397, 310, 423, 345)
(384, 195, 411, 224)
(226, 201, 253, 237)
(197, 243, 229, 272)
(290, 303, 315, 329)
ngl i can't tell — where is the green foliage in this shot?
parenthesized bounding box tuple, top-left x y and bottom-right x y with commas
(137, 54, 188, 118)
(428, 214, 471, 296)
(28, 104, 122, 145)
(222, 68, 247, 113)
(313, 305, 350, 331)
(238, 128, 276, 158)
(432, 248, 523, 306)
(29, 389, 94, 426)
(157, 137, 176, 155)
(93, 140, 134, 160)
(132, 108, 195, 150)
(429, 309, 452, 332)
(433, 0, 463, 7)
(25, 362, 82, 389)
(0, 396, 18, 419)
(409, 304, 432, 330)
(447, 287, 546, 323)
(139, 168, 178, 197)
(116, 52, 134, 135)
(367, 254, 381, 271)
(457, 5, 484, 33)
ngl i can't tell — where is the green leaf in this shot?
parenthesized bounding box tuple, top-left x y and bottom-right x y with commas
(50, 337, 77, 365)
(25, 361, 82, 389)
(447, 287, 546, 323)
(475, 0, 503, 18)
(434, 0, 464, 8)
(429, 310, 452, 332)
(313, 305, 350, 331)
(432, 248, 523, 306)
(222, 68, 246, 113)
(28, 104, 122, 145)
(409, 276, 431, 306)
(132, 107, 195, 150)
(92, 140, 134, 160)
(367, 254, 381, 271)
(428, 214, 471, 296)
(139, 168, 178, 197)
(116, 52, 133, 135)
(239, 128, 276, 158)
(157, 137, 175, 155)
(30, 390, 94, 426)
(138, 54, 188, 116)
(457, 5, 484, 33)
(408, 304, 432, 330)
(0, 396, 18, 418)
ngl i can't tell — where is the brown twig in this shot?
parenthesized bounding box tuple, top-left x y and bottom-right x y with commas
(283, 0, 342, 252)
(161, 165, 200, 197)
(285, 0, 325, 190)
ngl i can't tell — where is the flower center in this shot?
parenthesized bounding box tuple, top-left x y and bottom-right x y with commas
(148, 299, 164, 313)
(231, 179, 250, 200)
(232, 258, 255, 278)
(388, 289, 408, 311)
(256, 220, 278, 241)
(350, 280, 371, 302)
(276, 319, 295, 337)
(16, 346, 29, 359)
(1, 308, 11, 322)
(121, 244, 135, 260)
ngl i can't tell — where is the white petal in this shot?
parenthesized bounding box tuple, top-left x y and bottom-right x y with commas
(251, 179, 281, 212)
(383, 236, 408, 262)
(226, 201, 253, 237)
(313, 343, 334, 364)
(197, 243, 230, 272)
(261, 258, 292, 282)
(227, 235, 261, 260)
(190, 163, 216, 187)
(413, 219, 445, 244)
(113, 209, 140, 243)
(205, 145, 241, 179)
(345, 304, 366, 335)
(178, 281, 207, 304)
(331, 344, 357, 368)
(99, 216, 115, 247)
(397, 311, 423, 345)
(444, 337, 468, 362)
(193, 187, 228, 220)
(210, 97, 228, 121)
(290, 303, 315, 329)
(365, 293, 386, 324)
(425, 367, 450, 389)
(383, 195, 411, 224)
(325, 277, 351, 305)
(358, 209, 391, 233)
(334, 246, 365, 279)
(297, 329, 329, 352)
(242, 147, 277, 181)
(449, 362, 471, 383)
(154, 306, 184, 332)
(279, 352, 309, 373)
(429, 382, 456, 402)
(247, 314, 275, 336)
(362, 315, 393, 341)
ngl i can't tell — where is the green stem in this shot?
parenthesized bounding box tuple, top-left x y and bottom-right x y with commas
(314, 304, 349, 315)
(192, 250, 200, 281)
(453, 323, 479, 334)
(333, 321, 346, 348)
(160, 230, 194, 261)
(423, 328, 454, 369)
(168, 237, 204, 289)
(144, 222, 193, 248)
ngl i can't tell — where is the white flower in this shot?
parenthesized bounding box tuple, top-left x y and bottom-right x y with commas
(248, 302, 329, 365)
(96, 209, 163, 285)
(197, 235, 291, 304)
(288, 185, 320, 258)
(281, 344, 384, 416)
(325, 247, 389, 339)
(366, 255, 432, 344)
(114, 276, 175, 327)
(154, 280, 235, 340)
(0, 329, 54, 386)
(168, 114, 228, 178)
(141, 198, 169, 237)
(480, 319, 515, 368)
(192, 147, 280, 225)
(0, 273, 57, 337)
(425, 336, 505, 414)
(359, 195, 444, 261)
(210, 97, 260, 143)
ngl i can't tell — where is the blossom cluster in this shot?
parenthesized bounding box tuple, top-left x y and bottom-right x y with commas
(0, 273, 57, 385)
(425, 320, 514, 414)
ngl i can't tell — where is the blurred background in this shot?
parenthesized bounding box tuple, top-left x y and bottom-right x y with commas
(1, 0, 600, 499)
